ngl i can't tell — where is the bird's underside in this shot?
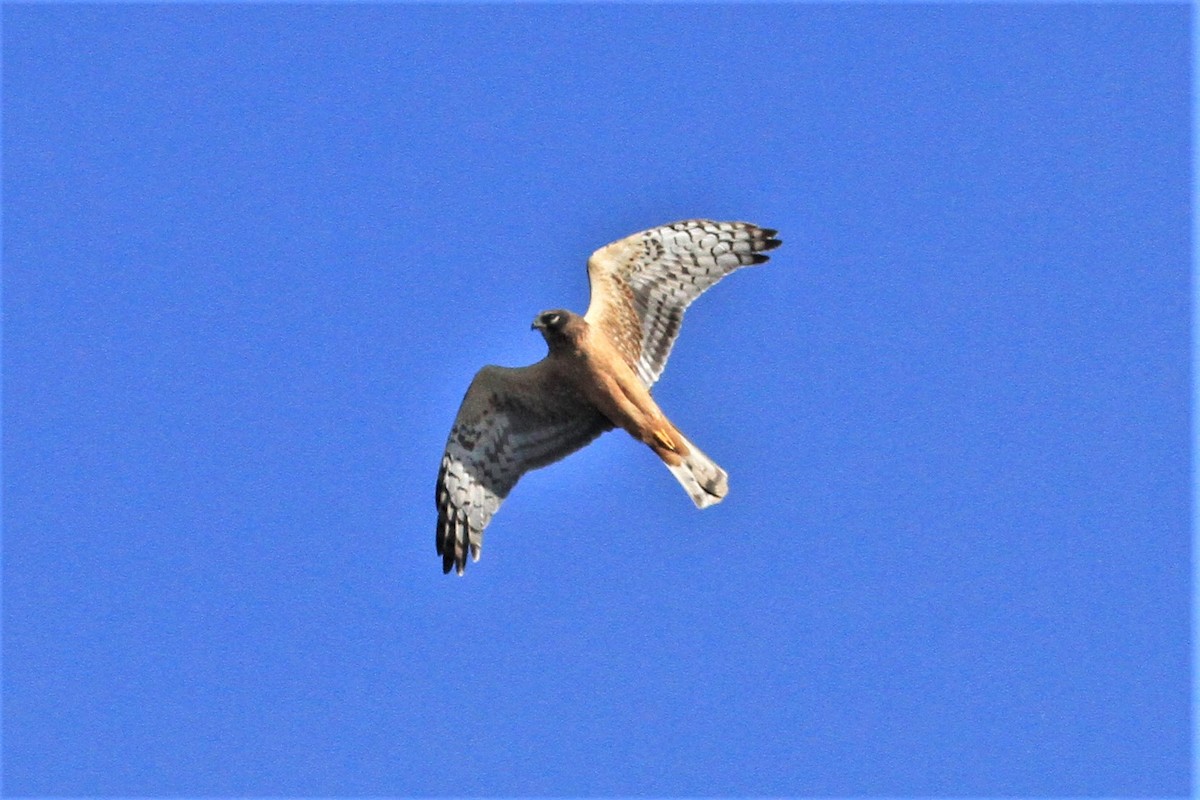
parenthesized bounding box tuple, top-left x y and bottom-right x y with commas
(436, 219, 781, 574)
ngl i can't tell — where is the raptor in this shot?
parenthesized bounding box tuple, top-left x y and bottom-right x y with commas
(435, 219, 781, 574)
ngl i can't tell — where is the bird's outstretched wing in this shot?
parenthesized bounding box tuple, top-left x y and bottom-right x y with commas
(584, 220, 781, 387)
(436, 361, 612, 575)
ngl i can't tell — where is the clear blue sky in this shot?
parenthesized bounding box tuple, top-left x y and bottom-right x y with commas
(4, 4, 1189, 795)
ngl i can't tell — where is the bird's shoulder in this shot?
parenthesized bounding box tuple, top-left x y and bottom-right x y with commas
(456, 360, 588, 425)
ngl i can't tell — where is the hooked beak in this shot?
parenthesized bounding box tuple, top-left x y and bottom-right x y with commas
(531, 319, 544, 331)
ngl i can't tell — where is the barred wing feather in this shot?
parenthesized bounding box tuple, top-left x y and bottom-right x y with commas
(435, 362, 611, 575)
(583, 220, 780, 387)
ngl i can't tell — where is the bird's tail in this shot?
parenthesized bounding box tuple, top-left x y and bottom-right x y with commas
(665, 433, 729, 509)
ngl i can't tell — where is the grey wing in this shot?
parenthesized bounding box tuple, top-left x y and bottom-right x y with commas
(435, 363, 611, 575)
(583, 220, 781, 387)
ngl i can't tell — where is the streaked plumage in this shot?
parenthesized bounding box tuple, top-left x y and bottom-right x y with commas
(436, 220, 781, 574)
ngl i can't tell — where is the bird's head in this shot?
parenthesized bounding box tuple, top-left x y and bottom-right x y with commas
(531, 309, 577, 347)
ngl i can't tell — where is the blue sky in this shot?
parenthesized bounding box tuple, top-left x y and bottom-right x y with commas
(3, 3, 1189, 795)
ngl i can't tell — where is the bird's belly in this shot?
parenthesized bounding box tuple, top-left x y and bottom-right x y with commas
(573, 360, 661, 442)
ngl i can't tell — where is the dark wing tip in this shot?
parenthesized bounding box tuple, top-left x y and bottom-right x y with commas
(436, 518, 454, 573)
(748, 224, 781, 259)
(758, 227, 781, 253)
(436, 507, 470, 575)
(751, 235, 781, 264)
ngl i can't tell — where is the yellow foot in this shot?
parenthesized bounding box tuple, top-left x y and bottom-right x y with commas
(652, 428, 678, 452)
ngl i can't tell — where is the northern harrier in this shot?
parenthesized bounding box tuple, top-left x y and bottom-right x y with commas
(436, 219, 781, 574)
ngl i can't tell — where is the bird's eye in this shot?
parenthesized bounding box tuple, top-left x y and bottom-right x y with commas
(547, 313, 560, 326)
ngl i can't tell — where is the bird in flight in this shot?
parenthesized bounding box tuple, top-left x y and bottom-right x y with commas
(435, 219, 781, 574)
